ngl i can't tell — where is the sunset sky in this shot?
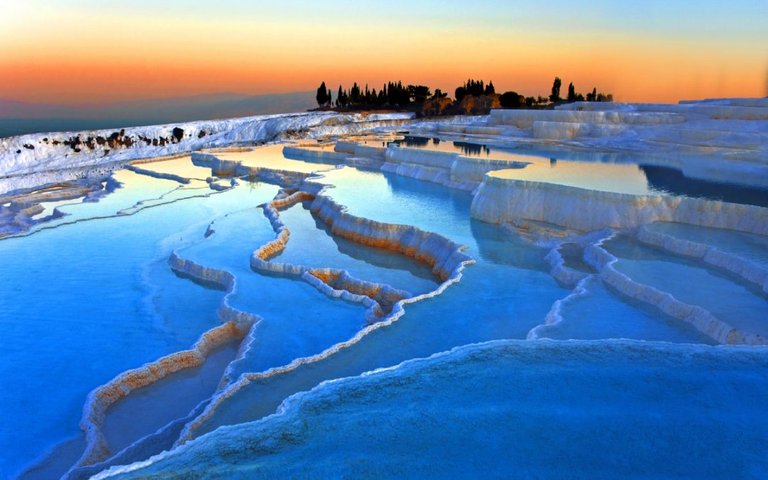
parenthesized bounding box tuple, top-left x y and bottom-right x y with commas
(1, 0, 766, 106)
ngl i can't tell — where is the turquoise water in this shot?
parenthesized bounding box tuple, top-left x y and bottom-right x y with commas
(101, 340, 768, 479)
(276, 202, 438, 294)
(188, 167, 713, 439)
(606, 236, 768, 336)
(2, 151, 766, 479)
(645, 221, 768, 268)
(0, 176, 276, 477)
(537, 276, 716, 343)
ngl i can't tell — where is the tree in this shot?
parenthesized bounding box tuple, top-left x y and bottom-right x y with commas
(350, 82, 361, 104)
(567, 82, 576, 102)
(409, 85, 431, 104)
(316, 81, 329, 106)
(550, 77, 562, 103)
(455, 86, 467, 102)
(485, 81, 495, 95)
(500, 91, 524, 109)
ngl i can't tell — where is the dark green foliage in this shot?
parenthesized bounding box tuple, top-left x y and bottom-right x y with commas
(315, 76, 612, 112)
(409, 85, 432, 104)
(499, 91, 524, 109)
(550, 77, 562, 103)
(455, 79, 488, 102)
(350, 82, 361, 104)
(316, 81, 329, 106)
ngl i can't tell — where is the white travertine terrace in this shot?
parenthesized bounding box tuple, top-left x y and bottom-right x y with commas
(381, 146, 528, 192)
(6, 98, 768, 479)
(72, 321, 251, 470)
(0, 112, 414, 180)
(637, 225, 768, 295)
(471, 175, 768, 234)
(169, 161, 475, 446)
(584, 236, 766, 346)
(282, 146, 350, 164)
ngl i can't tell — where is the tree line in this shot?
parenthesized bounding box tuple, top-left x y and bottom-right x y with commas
(316, 81, 432, 109)
(315, 77, 613, 111)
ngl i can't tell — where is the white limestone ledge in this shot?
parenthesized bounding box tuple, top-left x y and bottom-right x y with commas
(125, 164, 191, 184)
(72, 320, 251, 472)
(305, 268, 412, 321)
(559, 99, 768, 121)
(282, 146, 350, 165)
(528, 274, 594, 340)
(382, 146, 527, 192)
(191, 152, 311, 187)
(584, 239, 767, 346)
(471, 175, 768, 235)
(544, 245, 591, 288)
(488, 109, 686, 130)
(173, 183, 476, 446)
(334, 141, 387, 160)
(175, 242, 474, 448)
(251, 190, 423, 321)
(309, 193, 472, 282)
(637, 225, 768, 296)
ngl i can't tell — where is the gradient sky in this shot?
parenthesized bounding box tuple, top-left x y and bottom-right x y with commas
(1, 0, 766, 106)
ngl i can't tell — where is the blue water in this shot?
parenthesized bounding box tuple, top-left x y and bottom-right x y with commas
(0, 176, 277, 478)
(101, 340, 768, 479)
(606, 236, 768, 336)
(538, 276, 716, 343)
(276, 202, 438, 293)
(646, 221, 768, 268)
(175, 206, 369, 381)
(2, 152, 766, 479)
(188, 167, 708, 438)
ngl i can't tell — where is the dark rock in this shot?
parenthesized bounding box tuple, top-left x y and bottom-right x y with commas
(23, 144, 35, 150)
(172, 127, 184, 142)
(198, 130, 207, 138)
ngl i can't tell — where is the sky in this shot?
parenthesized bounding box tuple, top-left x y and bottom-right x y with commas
(0, 0, 766, 106)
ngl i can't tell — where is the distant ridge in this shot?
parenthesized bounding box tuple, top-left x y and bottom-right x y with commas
(0, 92, 314, 138)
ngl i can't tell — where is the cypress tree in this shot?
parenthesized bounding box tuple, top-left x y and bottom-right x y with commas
(316, 81, 328, 106)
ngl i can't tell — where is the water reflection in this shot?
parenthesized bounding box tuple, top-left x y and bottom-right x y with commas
(640, 165, 768, 207)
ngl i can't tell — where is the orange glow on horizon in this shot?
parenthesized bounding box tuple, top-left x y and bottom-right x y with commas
(0, 3, 765, 107)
